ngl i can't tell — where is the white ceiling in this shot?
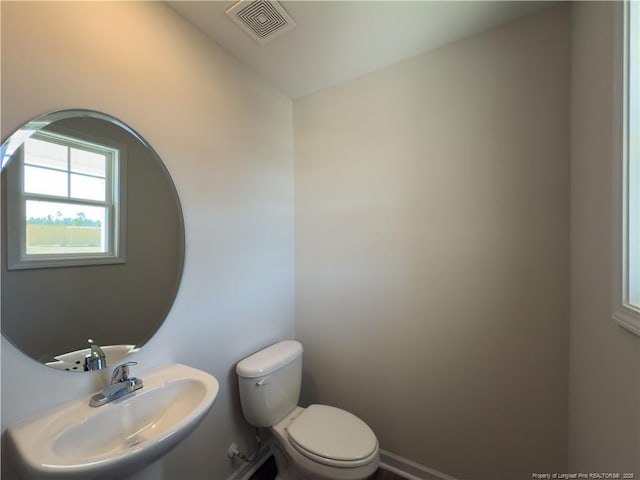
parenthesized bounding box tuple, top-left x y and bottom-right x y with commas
(167, 1, 551, 99)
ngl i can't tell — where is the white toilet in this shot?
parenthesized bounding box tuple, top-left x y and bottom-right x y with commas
(236, 340, 380, 480)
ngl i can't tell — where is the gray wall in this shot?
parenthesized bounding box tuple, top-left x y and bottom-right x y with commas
(0, 2, 294, 479)
(569, 2, 640, 474)
(294, 7, 570, 479)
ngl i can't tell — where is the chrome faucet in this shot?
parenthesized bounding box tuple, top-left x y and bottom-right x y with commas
(84, 339, 107, 371)
(89, 361, 143, 407)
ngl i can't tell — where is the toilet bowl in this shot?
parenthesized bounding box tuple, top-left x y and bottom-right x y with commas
(270, 406, 379, 480)
(236, 341, 379, 480)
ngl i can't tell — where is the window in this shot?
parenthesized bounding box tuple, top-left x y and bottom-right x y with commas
(612, 1, 639, 335)
(6, 129, 126, 269)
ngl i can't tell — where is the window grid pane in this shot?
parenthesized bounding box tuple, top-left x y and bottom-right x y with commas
(25, 200, 107, 255)
(24, 137, 68, 171)
(70, 174, 106, 202)
(70, 148, 106, 177)
(24, 165, 68, 197)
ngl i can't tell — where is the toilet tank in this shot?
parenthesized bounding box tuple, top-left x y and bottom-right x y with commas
(236, 340, 303, 427)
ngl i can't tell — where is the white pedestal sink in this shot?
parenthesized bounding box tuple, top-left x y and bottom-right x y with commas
(7, 363, 219, 480)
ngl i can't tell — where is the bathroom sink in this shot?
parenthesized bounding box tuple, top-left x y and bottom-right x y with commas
(7, 363, 219, 480)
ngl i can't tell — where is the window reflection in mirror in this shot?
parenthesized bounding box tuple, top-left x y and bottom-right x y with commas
(7, 129, 127, 269)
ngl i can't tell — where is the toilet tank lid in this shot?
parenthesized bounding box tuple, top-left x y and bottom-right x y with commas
(236, 340, 303, 378)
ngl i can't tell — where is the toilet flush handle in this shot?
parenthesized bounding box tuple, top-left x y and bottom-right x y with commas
(256, 377, 271, 386)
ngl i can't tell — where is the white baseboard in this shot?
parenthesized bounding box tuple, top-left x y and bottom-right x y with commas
(224, 446, 457, 480)
(379, 450, 459, 480)
(225, 445, 272, 480)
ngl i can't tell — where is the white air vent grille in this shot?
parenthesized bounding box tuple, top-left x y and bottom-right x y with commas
(226, 0, 296, 45)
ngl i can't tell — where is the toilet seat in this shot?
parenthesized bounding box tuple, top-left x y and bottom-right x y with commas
(286, 405, 378, 468)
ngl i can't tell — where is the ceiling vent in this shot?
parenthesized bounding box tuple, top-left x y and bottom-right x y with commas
(226, 0, 296, 45)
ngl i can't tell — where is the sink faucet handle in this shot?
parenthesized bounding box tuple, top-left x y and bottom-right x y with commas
(111, 361, 137, 383)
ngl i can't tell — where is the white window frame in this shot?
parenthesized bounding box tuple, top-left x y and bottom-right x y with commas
(6, 127, 127, 270)
(612, 1, 640, 336)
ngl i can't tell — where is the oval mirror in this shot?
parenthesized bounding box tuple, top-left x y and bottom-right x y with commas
(1, 110, 184, 371)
